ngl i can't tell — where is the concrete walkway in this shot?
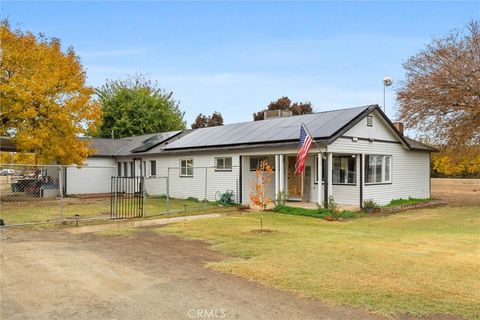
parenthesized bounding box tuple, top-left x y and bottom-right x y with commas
(67, 213, 223, 234)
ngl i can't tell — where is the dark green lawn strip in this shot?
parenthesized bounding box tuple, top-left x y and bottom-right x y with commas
(272, 205, 355, 219)
(384, 197, 432, 207)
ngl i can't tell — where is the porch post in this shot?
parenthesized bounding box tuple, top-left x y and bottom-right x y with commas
(326, 152, 333, 202)
(279, 154, 285, 194)
(317, 153, 323, 205)
(275, 155, 280, 203)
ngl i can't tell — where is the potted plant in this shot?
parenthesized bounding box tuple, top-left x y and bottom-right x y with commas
(363, 199, 379, 214)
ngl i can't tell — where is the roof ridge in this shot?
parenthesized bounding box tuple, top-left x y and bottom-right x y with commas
(188, 104, 376, 133)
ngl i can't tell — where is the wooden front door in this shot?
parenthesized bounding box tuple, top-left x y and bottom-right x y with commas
(288, 157, 302, 200)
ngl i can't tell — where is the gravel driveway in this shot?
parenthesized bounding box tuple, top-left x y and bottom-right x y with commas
(0, 228, 383, 320)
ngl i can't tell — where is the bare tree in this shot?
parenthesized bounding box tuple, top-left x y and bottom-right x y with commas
(253, 97, 313, 121)
(191, 111, 224, 129)
(397, 21, 480, 149)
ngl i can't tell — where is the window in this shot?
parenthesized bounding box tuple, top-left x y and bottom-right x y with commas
(180, 159, 193, 177)
(215, 157, 232, 171)
(365, 155, 392, 184)
(314, 156, 326, 183)
(123, 162, 128, 177)
(142, 161, 146, 177)
(333, 156, 356, 184)
(117, 163, 122, 177)
(150, 160, 156, 176)
(130, 162, 135, 177)
(367, 115, 373, 127)
(250, 157, 268, 171)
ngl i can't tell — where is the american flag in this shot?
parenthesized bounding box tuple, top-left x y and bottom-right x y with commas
(295, 125, 313, 176)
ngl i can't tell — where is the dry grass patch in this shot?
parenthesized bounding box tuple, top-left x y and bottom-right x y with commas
(157, 206, 480, 318)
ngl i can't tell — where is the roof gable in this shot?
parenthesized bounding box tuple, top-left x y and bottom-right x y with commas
(342, 110, 402, 142)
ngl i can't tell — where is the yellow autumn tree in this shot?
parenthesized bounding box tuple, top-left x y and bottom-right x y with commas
(0, 152, 35, 164)
(250, 160, 273, 210)
(0, 21, 101, 165)
(432, 148, 480, 177)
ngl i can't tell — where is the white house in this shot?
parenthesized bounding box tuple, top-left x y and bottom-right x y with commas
(74, 105, 435, 208)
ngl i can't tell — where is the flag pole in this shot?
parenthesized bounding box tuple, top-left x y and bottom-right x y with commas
(301, 122, 323, 153)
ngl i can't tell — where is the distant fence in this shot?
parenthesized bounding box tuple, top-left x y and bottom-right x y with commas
(0, 164, 239, 226)
(0, 164, 115, 226)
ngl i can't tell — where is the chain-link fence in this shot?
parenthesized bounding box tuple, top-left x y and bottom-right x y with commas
(0, 164, 240, 226)
(143, 166, 240, 217)
(0, 164, 115, 226)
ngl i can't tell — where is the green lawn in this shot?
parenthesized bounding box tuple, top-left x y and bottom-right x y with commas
(384, 197, 432, 207)
(157, 206, 480, 319)
(0, 196, 222, 225)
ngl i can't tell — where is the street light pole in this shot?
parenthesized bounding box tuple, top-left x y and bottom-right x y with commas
(383, 76, 393, 113)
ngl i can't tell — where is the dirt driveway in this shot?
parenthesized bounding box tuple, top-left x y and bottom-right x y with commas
(1, 228, 385, 320)
(431, 178, 480, 206)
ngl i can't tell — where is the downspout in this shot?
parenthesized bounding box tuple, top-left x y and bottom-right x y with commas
(323, 155, 328, 204)
(239, 155, 243, 204)
(359, 153, 363, 209)
(429, 152, 432, 198)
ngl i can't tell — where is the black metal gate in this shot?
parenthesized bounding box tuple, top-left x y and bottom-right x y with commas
(110, 176, 144, 219)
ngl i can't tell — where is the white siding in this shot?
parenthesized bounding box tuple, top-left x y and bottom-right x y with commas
(241, 155, 276, 204)
(344, 110, 399, 141)
(109, 112, 430, 207)
(120, 152, 241, 202)
(329, 138, 430, 205)
(65, 157, 116, 195)
(331, 155, 360, 206)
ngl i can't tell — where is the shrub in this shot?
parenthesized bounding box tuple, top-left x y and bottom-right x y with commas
(219, 191, 235, 206)
(273, 205, 355, 221)
(323, 195, 338, 213)
(186, 197, 200, 202)
(363, 199, 379, 213)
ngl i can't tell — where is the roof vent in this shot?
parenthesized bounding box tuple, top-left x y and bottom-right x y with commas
(264, 109, 293, 119)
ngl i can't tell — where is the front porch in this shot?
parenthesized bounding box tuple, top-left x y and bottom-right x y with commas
(241, 152, 362, 210)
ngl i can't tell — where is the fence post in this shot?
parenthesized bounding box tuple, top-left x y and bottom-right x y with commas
(58, 165, 64, 223)
(166, 169, 170, 214)
(142, 177, 147, 218)
(204, 167, 208, 209)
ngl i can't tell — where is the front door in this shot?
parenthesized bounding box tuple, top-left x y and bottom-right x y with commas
(287, 157, 302, 200)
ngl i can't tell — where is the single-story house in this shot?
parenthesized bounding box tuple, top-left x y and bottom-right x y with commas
(74, 104, 434, 208)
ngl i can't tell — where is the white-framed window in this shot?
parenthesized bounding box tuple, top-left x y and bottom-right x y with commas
(117, 162, 122, 177)
(215, 157, 232, 171)
(123, 162, 128, 177)
(142, 161, 146, 177)
(150, 160, 157, 176)
(333, 156, 356, 185)
(180, 159, 193, 177)
(130, 162, 135, 177)
(313, 156, 326, 183)
(365, 155, 392, 184)
(249, 157, 268, 171)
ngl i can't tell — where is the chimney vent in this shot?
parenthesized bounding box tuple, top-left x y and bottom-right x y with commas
(393, 122, 404, 135)
(264, 109, 293, 120)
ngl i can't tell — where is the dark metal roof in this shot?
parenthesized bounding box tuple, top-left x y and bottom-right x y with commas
(83, 138, 131, 156)
(130, 131, 181, 153)
(3, 106, 435, 158)
(404, 137, 437, 151)
(163, 105, 374, 150)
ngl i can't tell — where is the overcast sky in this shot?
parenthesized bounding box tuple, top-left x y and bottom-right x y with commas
(3, 1, 479, 125)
